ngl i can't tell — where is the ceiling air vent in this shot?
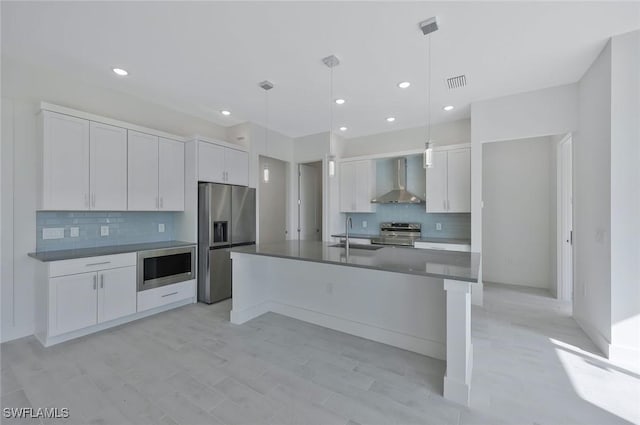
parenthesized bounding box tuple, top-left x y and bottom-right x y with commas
(446, 74, 467, 90)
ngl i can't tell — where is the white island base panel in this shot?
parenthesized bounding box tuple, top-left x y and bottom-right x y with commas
(230, 253, 473, 406)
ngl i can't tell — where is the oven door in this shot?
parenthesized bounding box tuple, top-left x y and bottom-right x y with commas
(137, 246, 196, 291)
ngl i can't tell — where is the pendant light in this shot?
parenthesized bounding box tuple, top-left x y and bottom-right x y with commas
(323, 54, 340, 177)
(420, 17, 439, 168)
(259, 80, 274, 182)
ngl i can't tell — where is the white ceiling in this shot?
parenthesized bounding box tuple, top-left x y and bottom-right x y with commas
(2, 2, 639, 139)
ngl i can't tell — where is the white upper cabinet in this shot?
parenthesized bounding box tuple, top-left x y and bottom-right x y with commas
(225, 148, 249, 186)
(339, 160, 376, 213)
(128, 130, 160, 210)
(198, 141, 226, 183)
(446, 148, 471, 213)
(426, 148, 470, 213)
(89, 122, 128, 210)
(198, 141, 249, 186)
(41, 111, 90, 210)
(158, 137, 185, 211)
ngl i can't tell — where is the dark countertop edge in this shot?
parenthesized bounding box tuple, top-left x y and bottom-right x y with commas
(28, 240, 196, 262)
(229, 250, 479, 283)
(330, 233, 472, 245)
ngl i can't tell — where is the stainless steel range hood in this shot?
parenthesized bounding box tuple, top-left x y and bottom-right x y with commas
(371, 158, 424, 204)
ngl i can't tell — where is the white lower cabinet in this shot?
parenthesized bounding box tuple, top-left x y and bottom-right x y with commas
(37, 252, 196, 346)
(98, 266, 137, 323)
(50, 272, 98, 336)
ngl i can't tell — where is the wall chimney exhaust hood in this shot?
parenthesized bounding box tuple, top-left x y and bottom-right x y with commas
(371, 158, 424, 204)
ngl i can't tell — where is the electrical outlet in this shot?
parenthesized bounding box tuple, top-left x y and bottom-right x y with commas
(42, 228, 64, 240)
(362, 220, 367, 228)
(70, 227, 80, 237)
(436, 223, 442, 231)
(100, 225, 109, 236)
(158, 223, 165, 233)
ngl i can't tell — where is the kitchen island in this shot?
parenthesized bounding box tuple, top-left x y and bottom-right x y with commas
(229, 240, 480, 405)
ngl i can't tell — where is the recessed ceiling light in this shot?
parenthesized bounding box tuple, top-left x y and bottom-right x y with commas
(443, 105, 454, 111)
(221, 110, 231, 116)
(339, 127, 347, 131)
(398, 81, 411, 89)
(335, 98, 346, 105)
(386, 117, 396, 122)
(112, 68, 129, 76)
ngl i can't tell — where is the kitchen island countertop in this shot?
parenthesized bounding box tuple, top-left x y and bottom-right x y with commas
(230, 240, 479, 283)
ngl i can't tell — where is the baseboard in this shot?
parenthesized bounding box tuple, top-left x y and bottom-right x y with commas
(609, 343, 640, 372)
(39, 297, 195, 347)
(269, 301, 446, 360)
(443, 375, 470, 406)
(230, 301, 272, 325)
(574, 315, 611, 358)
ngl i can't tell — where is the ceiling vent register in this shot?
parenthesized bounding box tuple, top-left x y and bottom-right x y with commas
(446, 74, 467, 90)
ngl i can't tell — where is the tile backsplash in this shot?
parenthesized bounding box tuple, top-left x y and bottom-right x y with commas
(36, 211, 176, 252)
(344, 204, 471, 240)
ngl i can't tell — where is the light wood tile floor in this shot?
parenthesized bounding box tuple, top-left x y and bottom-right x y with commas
(2, 283, 638, 425)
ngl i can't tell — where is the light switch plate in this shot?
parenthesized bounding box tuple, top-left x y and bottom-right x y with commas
(362, 221, 367, 228)
(436, 223, 442, 231)
(70, 227, 80, 237)
(42, 228, 64, 240)
(100, 225, 109, 236)
(158, 223, 165, 233)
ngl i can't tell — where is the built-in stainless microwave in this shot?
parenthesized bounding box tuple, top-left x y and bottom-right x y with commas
(137, 246, 196, 292)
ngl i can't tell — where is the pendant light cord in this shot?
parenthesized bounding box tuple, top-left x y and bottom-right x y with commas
(426, 35, 431, 144)
(265, 87, 269, 157)
(329, 64, 334, 156)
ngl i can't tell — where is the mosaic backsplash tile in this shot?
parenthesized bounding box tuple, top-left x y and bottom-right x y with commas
(36, 211, 176, 252)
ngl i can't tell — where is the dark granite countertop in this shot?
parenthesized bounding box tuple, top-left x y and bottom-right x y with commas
(28, 240, 196, 262)
(331, 233, 471, 245)
(230, 240, 480, 283)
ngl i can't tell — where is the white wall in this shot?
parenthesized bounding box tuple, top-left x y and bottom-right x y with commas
(1, 59, 230, 342)
(609, 31, 640, 363)
(573, 40, 613, 353)
(470, 84, 579, 253)
(342, 119, 470, 158)
(258, 156, 289, 244)
(482, 137, 554, 288)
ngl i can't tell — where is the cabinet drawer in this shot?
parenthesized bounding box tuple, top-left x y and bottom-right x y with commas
(414, 242, 471, 252)
(137, 279, 195, 312)
(49, 253, 137, 277)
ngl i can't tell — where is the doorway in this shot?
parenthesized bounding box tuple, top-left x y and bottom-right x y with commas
(557, 135, 573, 302)
(298, 161, 323, 241)
(258, 155, 288, 243)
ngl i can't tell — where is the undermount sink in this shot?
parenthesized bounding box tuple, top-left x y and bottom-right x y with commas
(329, 243, 384, 251)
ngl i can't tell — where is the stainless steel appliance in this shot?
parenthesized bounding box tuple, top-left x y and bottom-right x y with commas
(198, 183, 256, 304)
(371, 222, 422, 247)
(371, 158, 424, 204)
(137, 246, 196, 292)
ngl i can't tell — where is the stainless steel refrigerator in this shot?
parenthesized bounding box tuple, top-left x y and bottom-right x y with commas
(198, 183, 256, 304)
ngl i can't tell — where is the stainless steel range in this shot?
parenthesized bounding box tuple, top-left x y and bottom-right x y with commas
(371, 222, 421, 247)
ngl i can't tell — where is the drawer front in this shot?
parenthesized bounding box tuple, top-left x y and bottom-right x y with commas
(414, 242, 471, 252)
(49, 253, 137, 277)
(137, 279, 195, 312)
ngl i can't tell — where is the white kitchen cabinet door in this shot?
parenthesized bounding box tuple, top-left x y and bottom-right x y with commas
(49, 272, 97, 336)
(426, 151, 448, 213)
(128, 130, 159, 210)
(355, 160, 376, 213)
(41, 111, 90, 210)
(89, 122, 128, 210)
(158, 138, 184, 211)
(446, 148, 471, 213)
(97, 265, 136, 323)
(339, 162, 356, 212)
(198, 142, 226, 183)
(225, 148, 249, 186)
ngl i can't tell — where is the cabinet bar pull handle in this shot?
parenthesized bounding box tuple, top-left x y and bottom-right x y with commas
(84, 194, 89, 208)
(93, 275, 97, 290)
(161, 291, 178, 298)
(86, 261, 111, 267)
(160, 197, 163, 208)
(100, 274, 104, 289)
